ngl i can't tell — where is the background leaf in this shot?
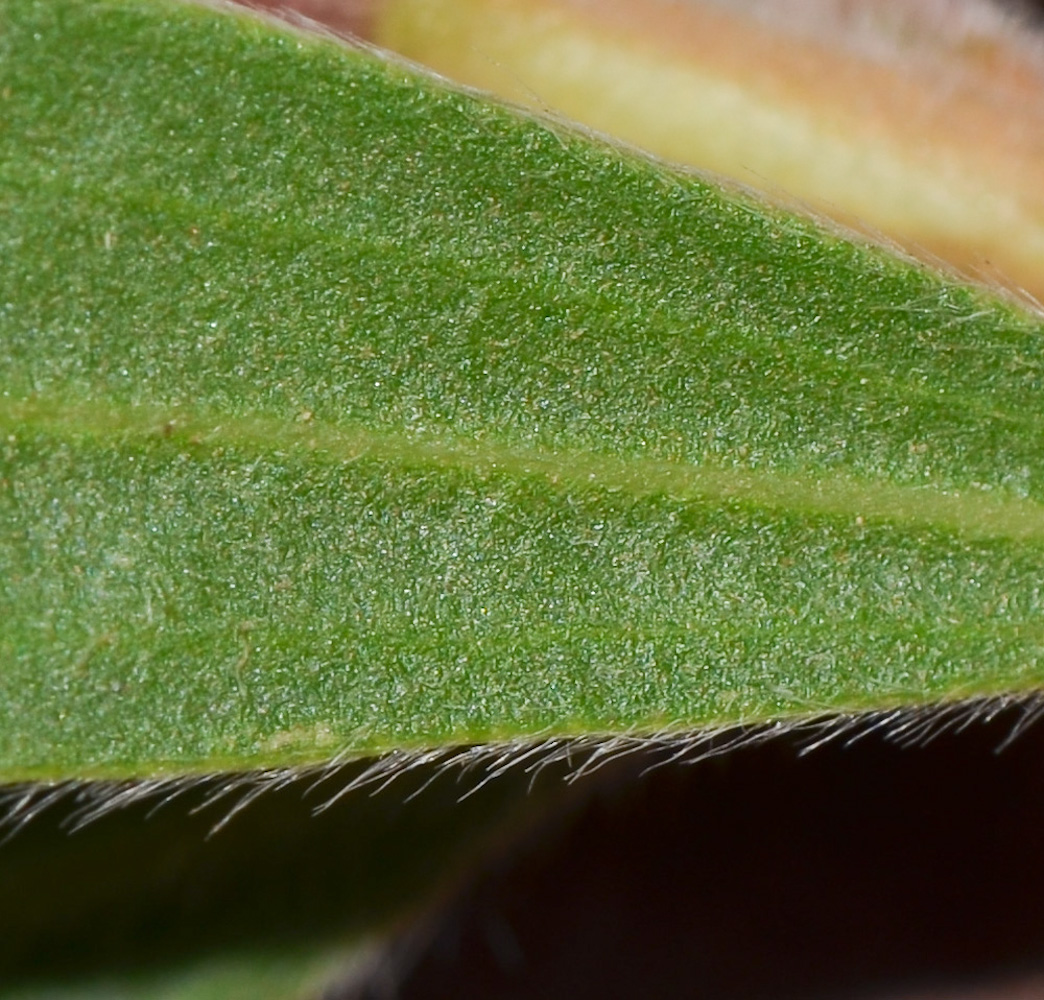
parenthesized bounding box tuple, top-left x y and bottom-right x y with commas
(1, 947, 349, 1000)
(0, 754, 558, 993)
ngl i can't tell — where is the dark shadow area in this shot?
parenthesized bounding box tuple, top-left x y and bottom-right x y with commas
(330, 706, 1044, 1000)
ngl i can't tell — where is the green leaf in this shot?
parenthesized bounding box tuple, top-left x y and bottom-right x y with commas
(3, 0, 1044, 782)
(0, 945, 351, 1000)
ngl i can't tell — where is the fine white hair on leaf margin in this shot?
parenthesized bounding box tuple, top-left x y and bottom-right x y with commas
(2, 691, 1043, 840)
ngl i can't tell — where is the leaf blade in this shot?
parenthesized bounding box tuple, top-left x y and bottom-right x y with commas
(2, 0, 1044, 780)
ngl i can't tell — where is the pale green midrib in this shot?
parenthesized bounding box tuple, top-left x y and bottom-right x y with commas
(5, 395, 1044, 544)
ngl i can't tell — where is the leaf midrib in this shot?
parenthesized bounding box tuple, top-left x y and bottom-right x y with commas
(6, 394, 1044, 544)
